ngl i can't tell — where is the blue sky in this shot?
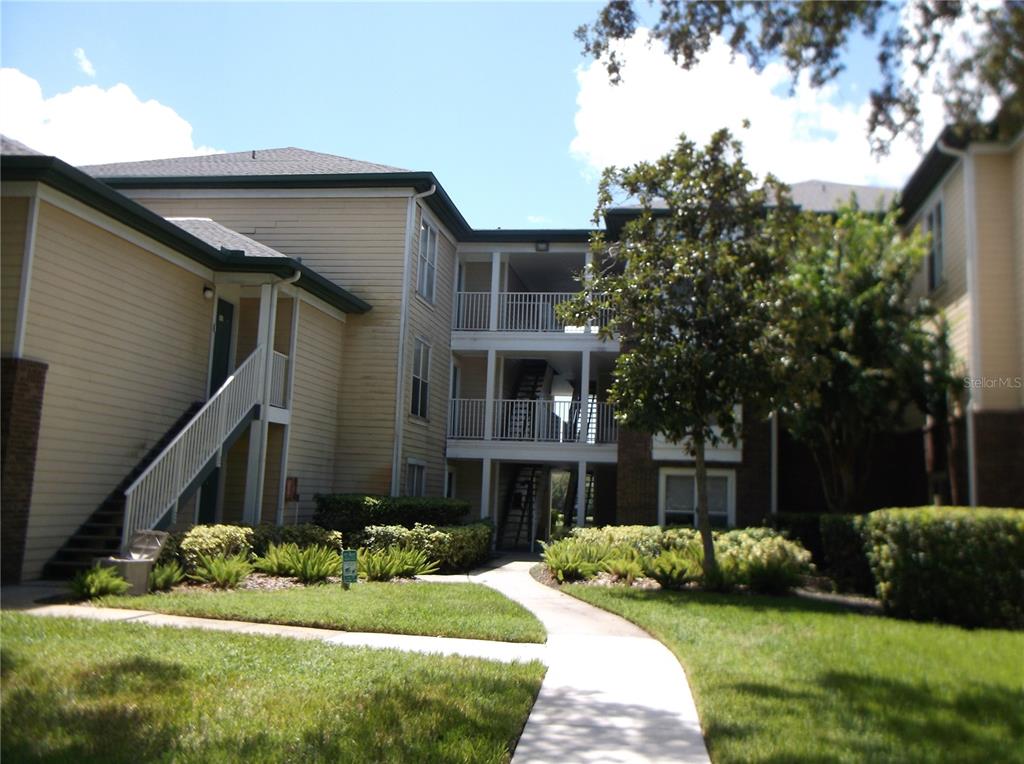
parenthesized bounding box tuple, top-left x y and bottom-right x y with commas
(1, 2, 939, 230)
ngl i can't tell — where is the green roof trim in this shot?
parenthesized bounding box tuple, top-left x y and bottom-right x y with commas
(1, 155, 371, 314)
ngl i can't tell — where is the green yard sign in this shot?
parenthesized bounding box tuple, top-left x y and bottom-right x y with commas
(341, 549, 358, 588)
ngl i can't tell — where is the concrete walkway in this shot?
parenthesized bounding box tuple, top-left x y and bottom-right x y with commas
(5, 562, 710, 763)
(474, 561, 709, 764)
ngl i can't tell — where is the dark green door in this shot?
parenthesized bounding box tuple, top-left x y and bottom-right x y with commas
(198, 299, 234, 523)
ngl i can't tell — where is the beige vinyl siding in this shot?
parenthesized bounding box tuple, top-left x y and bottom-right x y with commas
(402, 205, 455, 496)
(20, 201, 212, 579)
(452, 459, 484, 517)
(457, 355, 488, 399)
(289, 300, 344, 521)
(462, 262, 490, 291)
(973, 154, 1022, 409)
(128, 193, 406, 495)
(1, 196, 28, 354)
(261, 424, 285, 524)
(221, 432, 248, 523)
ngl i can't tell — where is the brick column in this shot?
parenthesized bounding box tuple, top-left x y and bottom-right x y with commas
(1, 357, 48, 583)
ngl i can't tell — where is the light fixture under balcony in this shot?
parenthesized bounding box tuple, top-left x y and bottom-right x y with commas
(535, 241, 549, 252)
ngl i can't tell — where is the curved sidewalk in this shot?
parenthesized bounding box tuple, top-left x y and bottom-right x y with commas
(473, 560, 710, 764)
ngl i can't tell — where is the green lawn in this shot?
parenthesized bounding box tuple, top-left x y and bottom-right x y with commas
(99, 582, 546, 643)
(1, 613, 544, 763)
(565, 586, 1024, 763)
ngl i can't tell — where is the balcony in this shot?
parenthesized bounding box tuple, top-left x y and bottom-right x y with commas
(448, 398, 618, 444)
(454, 291, 613, 334)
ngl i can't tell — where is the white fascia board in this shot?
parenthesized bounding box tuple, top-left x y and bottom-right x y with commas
(35, 184, 214, 280)
(457, 242, 590, 256)
(117, 187, 417, 200)
(446, 440, 618, 464)
(451, 332, 620, 353)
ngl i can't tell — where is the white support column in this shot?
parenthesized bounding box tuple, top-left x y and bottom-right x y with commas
(244, 283, 276, 524)
(579, 349, 591, 443)
(484, 348, 497, 441)
(575, 460, 587, 527)
(489, 251, 501, 331)
(480, 457, 492, 521)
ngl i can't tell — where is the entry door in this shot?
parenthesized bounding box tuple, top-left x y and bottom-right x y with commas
(208, 299, 234, 395)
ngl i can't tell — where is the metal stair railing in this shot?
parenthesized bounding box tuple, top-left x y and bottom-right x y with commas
(121, 346, 266, 553)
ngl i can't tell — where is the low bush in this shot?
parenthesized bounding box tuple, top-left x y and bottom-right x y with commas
(540, 537, 616, 582)
(357, 547, 439, 581)
(179, 525, 254, 571)
(149, 561, 186, 592)
(313, 494, 470, 537)
(568, 526, 665, 557)
(600, 550, 646, 586)
(155, 530, 185, 567)
(290, 545, 341, 584)
(820, 514, 874, 595)
(647, 546, 703, 590)
(360, 522, 492, 573)
(251, 524, 343, 556)
(864, 507, 1024, 628)
(774, 512, 825, 562)
(71, 565, 131, 599)
(718, 529, 813, 594)
(253, 542, 301, 577)
(188, 553, 252, 589)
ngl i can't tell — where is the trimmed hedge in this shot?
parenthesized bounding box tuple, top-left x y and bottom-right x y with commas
(774, 513, 825, 563)
(178, 525, 254, 571)
(360, 522, 492, 573)
(820, 514, 874, 595)
(864, 507, 1024, 629)
(314, 495, 470, 537)
(251, 523, 343, 556)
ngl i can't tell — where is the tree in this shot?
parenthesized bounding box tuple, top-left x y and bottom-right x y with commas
(777, 204, 943, 513)
(576, 1, 1023, 154)
(561, 128, 797, 576)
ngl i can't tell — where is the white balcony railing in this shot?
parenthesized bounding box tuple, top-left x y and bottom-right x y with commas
(498, 292, 575, 332)
(121, 346, 266, 553)
(448, 398, 486, 440)
(448, 398, 617, 444)
(270, 351, 289, 408)
(454, 292, 491, 330)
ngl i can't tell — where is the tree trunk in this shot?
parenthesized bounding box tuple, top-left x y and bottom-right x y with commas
(693, 434, 718, 577)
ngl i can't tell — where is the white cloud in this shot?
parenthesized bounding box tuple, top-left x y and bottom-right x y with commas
(73, 48, 96, 77)
(0, 68, 221, 165)
(570, 31, 948, 189)
(526, 214, 550, 224)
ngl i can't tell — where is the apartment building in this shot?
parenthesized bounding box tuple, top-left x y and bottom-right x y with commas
(3, 129, 1020, 582)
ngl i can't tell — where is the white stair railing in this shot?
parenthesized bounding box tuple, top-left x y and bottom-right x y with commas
(121, 347, 266, 552)
(270, 351, 289, 408)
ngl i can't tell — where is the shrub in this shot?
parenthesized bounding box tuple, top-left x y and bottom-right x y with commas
(71, 565, 131, 599)
(357, 547, 439, 581)
(179, 525, 254, 571)
(361, 522, 492, 573)
(313, 494, 469, 537)
(289, 545, 341, 584)
(149, 561, 186, 592)
(601, 555, 646, 586)
(647, 546, 703, 590)
(253, 542, 301, 576)
(820, 514, 874, 594)
(189, 553, 252, 589)
(774, 512, 825, 562)
(251, 524, 343, 556)
(864, 507, 1024, 628)
(155, 530, 186, 566)
(569, 526, 665, 557)
(717, 529, 813, 594)
(661, 527, 701, 551)
(540, 537, 616, 582)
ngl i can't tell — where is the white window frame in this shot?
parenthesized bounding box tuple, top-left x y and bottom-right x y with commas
(925, 200, 944, 291)
(417, 220, 438, 303)
(411, 338, 430, 419)
(657, 467, 736, 528)
(406, 459, 427, 497)
(445, 464, 456, 498)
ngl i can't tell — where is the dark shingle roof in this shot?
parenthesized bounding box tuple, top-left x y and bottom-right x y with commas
(1, 135, 45, 156)
(167, 218, 285, 259)
(788, 180, 896, 212)
(80, 147, 407, 178)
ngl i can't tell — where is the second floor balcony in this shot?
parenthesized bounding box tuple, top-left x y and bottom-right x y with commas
(448, 398, 618, 444)
(454, 291, 613, 333)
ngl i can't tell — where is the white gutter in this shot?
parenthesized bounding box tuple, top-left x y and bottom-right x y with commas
(936, 139, 979, 506)
(390, 185, 437, 495)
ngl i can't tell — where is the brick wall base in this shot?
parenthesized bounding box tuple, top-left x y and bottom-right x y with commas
(1, 357, 48, 584)
(974, 411, 1024, 508)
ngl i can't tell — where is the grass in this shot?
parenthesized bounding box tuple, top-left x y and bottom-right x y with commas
(565, 586, 1024, 763)
(98, 582, 546, 643)
(0, 613, 544, 763)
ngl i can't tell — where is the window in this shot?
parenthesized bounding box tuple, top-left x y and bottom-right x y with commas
(417, 220, 438, 301)
(658, 468, 735, 528)
(411, 339, 430, 418)
(406, 461, 426, 497)
(925, 201, 943, 291)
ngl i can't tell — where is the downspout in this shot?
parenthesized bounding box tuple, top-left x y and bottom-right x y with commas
(390, 185, 437, 496)
(936, 139, 979, 506)
(252, 269, 301, 525)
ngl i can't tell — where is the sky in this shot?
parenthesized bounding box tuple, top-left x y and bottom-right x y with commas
(0, 2, 961, 230)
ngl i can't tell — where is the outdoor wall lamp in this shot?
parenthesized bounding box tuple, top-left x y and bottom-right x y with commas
(203, 286, 215, 300)
(535, 241, 550, 252)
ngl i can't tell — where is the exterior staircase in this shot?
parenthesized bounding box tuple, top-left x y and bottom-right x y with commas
(499, 464, 542, 550)
(501, 360, 548, 439)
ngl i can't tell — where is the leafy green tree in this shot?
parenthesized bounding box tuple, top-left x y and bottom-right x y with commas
(778, 204, 943, 513)
(561, 128, 797, 575)
(577, 1, 1023, 153)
